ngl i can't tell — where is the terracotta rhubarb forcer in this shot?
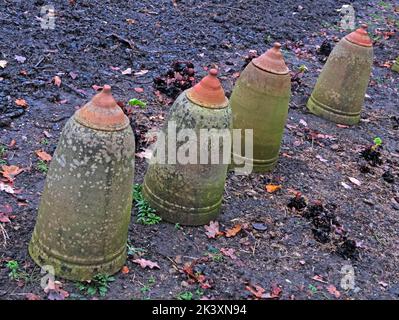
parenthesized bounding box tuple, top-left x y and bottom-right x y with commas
(307, 24, 374, 125)
(230, 43, 291, 172)
(29, 85, 135, 281)
(143, 69, 232, 226)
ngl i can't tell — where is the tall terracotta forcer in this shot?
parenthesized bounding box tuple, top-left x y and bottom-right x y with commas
(230, 43, 291, 172)
(29, 85, 135, 281)
(307, 24, 374, 125)
(143, 69, 232, 226)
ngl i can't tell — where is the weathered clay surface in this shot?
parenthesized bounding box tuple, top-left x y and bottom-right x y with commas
(143, 92, 232, 226)
(230, 62, 291, 172)
(393, 57, 399, 73)
(307, 38, 373, 125)
(29, 117, 135, 281)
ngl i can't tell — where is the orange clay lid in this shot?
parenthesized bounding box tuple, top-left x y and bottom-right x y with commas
(252, 42, 289, 75)
(186, 69, 229, 109)
(345, 24, 373, 47)
(74, 85, 129, 131)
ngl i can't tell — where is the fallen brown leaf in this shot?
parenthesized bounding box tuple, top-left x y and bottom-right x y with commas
(266, 184, 282, 193)
(246, 284, 266, 299)
(327, 284, 341, 298)
(220, 247, 237, 260)
(35, 150, 52, 162)
(25, 293, 41, 300)
(1, 165, 24, 182)
(204, 220, 223, 239)
(225, 224, 242, 238)
(15, 98, 28, 108)
(132, 258, 160, 269)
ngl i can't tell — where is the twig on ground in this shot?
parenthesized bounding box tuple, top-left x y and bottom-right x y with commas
(0, 223, 9, 247)
(63, 83, 87, 98)
(108, 33, 138, 51)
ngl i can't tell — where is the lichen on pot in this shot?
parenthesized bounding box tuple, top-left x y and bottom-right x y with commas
(307, 24, 374, 125)
(29, 85, 135, 281)
(230, 43, 291, 173)
(142, 69, 232, 226)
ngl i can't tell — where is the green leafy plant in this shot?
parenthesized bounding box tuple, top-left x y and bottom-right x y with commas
(373, 137, 382, 147)
(6, 260, 19, 280)
(211, 253, 224, 262)
(5, 260, 27, 281)
(127, 243, 147, 256)
(133, 184, 161, 225)
(177, 291, 193, 300)
(0, 145, 6, 158)
(140, 276, 156, 300)
(41, 138, 49, 145)
(128, 98, 147, 109)
(175, 223, 183, 230)
(195, 288, 204, 299)
(298, 64, 308, 73)
(0, 145, 6, 164)
(37, 160, 48, 173)
(77, 274, 115, 297)
(308, 284, 318, 294)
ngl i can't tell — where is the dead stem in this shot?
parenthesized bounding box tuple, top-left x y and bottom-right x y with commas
(0, 223, 9, 247)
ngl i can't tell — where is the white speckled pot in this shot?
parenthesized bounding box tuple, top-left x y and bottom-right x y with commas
(29, 114, 135, 281)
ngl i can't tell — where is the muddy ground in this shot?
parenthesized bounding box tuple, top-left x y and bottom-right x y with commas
(0, 0, 398, 300)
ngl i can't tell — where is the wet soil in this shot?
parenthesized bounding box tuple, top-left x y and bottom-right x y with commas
(0, 0, 398, 300)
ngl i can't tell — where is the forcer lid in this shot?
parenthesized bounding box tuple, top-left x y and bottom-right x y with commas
(74, 85, 129, 131)
(252, 42, 289, 74)
(345, 24, 373, 47)
(186, 69, 228, 109)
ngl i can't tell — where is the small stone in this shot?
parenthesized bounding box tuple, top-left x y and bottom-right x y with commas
(330, 144, 339, 151)
(252, 222, 267, 231)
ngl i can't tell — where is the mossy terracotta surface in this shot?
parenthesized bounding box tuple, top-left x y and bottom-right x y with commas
(29, 89, 135, 281)
(307, 29, 373, 125)
(143, 92, 232, 226)
(230, 47, 291, 172)
(392, 57, 399, 73)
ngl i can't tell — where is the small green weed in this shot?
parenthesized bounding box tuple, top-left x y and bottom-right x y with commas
(76, 274, 115, 297)
(37, 160, 48, 173)
(133, 184, 161, 225)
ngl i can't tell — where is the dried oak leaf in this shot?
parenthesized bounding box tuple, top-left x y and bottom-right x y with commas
(35, 150, 52, 162)
(220, 247, 237, 260)
(1, 165, 24, 182)
(245, 284, 266, 299)
(44, 279, 69, 300)
(204, 221, 224, 239)
(132, 258, 160, 269)
(266, 184, 282, 193)
(263, 285, 282, 299)
(327, 285, 341, 298)
(225, 224, 242, 238)
(25, 293, 41, 300)
(15, 98, 28, 108)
